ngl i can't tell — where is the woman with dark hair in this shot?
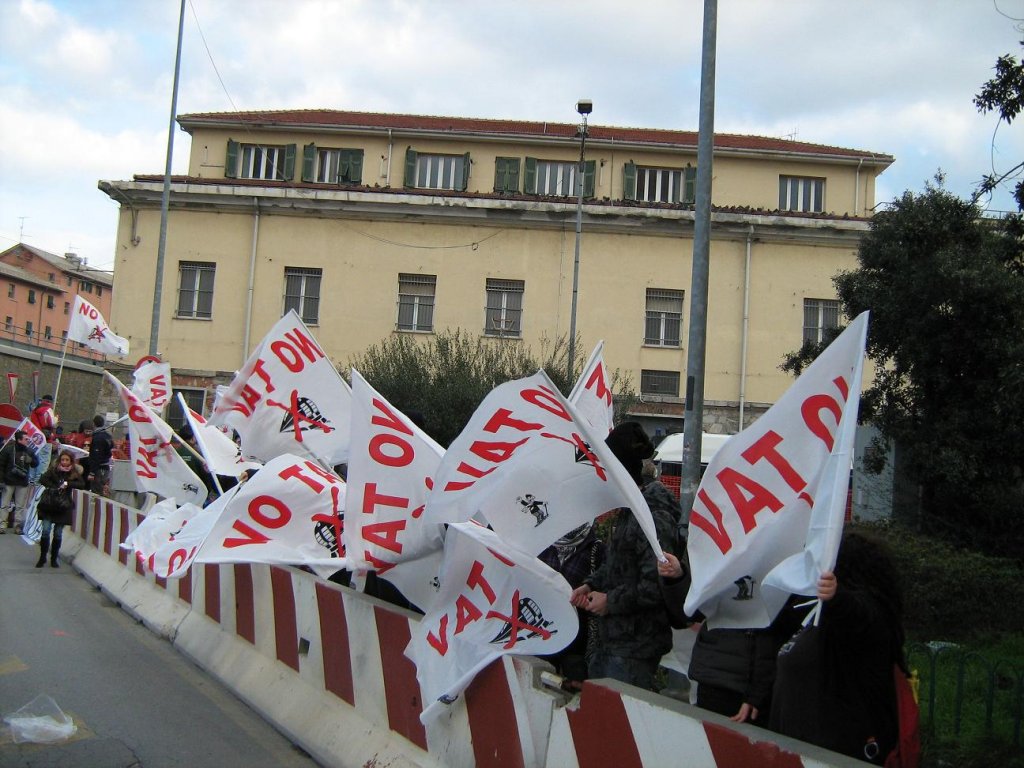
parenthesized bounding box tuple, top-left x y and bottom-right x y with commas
(769, 529, 906, 764)
(36, 450, 86, 567)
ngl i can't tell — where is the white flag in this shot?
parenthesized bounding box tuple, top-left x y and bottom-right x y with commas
(105, 372, 206, 506)
(568, 341, 615, 435)
(195, 453, 348, 567)
(344, 369, 446, 610)
(178, 394, 261, 478)
(68, 296, 129, 357)
(208, 311, 351, 466)
(11, 416, 45, 454)
(406, 522, 577, 723)
(121, 494, 235, 579)
(684, 312, 870, 628)
(423, 370, 664, 559)
(132, 361, 172, 414)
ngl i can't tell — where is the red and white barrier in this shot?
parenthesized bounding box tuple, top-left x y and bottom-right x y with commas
(64, 492, 865, 768)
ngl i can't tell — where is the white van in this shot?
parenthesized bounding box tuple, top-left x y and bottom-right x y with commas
(653, 432, 733, 499)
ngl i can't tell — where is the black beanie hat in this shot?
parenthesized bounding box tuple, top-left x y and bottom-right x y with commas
(604, 421, 654, 486)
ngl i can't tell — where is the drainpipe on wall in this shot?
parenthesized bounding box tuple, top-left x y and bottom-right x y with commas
(242, 197, 260, 364)
(738, 225, 754, 430)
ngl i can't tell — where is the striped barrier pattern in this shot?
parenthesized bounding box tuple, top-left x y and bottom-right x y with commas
(64, 491, 864, 768)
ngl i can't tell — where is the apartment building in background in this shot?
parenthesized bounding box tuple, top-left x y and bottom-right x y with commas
(98, 109, 892, 438)
(0, 243, 114, 363)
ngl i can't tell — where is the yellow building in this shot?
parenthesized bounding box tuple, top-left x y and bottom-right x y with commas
(99, 109, 891, 437)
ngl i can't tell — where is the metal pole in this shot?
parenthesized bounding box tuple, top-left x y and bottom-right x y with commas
(679, 0, 718, 518)
(150, 0, 186, 356)
(568, 111, 588, 383)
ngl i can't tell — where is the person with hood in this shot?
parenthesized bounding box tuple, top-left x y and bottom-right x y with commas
(35, 450, 86, 567)
(0, 431, 40, 534)
(570, 421, 681, 691)
(87, 414, 114, 496)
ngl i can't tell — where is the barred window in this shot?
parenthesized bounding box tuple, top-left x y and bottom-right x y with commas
(176, 261, 215, 319)
(284, 267, 322, 325)
(803, 298, 840, 343)
(640, 369, 680, 397)
(485, 279, 524, 337)
(397, 274, 436, 332)
(645, 288, 684, 346)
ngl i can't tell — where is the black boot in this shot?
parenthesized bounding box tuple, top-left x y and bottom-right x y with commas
(50, 537, 60, 568)
(36, 538, 48, 568)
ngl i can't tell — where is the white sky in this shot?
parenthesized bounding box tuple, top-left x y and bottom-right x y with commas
(1, 0, 1021, 272)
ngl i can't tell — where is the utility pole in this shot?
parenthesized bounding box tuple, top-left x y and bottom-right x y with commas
(679, 0, 718, 518)
(151, 0, 186, 356)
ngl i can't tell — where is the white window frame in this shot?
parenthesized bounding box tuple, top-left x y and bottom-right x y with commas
(645, 288, 684, 347)
(780, 176, 825, 213)
(415, 154, 466, 190)
(636, 167, 683, 203)
(176, 261, 215, 319)
(283, 267, 322, 325)
(803, 298, 840, 344)
(484, 279, 524, 337)
(240, 144, 286, 180)
(397, 274, 436, 332)
(535, 160, 578, 197)
(316, 148, 361, 184)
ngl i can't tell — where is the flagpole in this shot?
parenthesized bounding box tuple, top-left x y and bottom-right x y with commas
(175, 393, 224, 496)
(50, 336, 72, 414)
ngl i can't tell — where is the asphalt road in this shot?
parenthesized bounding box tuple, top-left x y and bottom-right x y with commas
(0, 532, 321, 768)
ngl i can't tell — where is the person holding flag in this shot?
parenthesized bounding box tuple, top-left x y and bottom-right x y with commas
(570, 422, 682, 691)
(0, 431, 39, 534)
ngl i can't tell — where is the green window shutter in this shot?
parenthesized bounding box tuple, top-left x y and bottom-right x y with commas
(523, 157, 537, 194)
(225, 139, 239, 178)
(347, 149, 363, 184)
(283, 144, 297, 180)
(583, 160, 596, 198)
(457, 152, 471, 191)
(623, 161, 637, 201)
(302, 143, 316, 182)
(404, 148, 418, 187)
(494, 157, 520, 193)
(684, 166, 697, 204)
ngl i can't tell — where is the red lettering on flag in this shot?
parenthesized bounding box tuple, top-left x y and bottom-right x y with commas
(689, 488, 733, 555)
(718, 467, 783, 534)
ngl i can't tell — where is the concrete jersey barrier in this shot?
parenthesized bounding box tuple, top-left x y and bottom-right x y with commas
(63, 490, 866, 768)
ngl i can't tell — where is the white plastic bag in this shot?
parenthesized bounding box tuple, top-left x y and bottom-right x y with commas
(3, 694, 77, 744)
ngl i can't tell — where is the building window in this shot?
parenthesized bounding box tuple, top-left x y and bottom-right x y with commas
(61, 330, 67, 343)
(4, 317, 11, 331)
(641, 369, 680, 397)
(225, 140, 296, 181)
(96, 285, 103, 297)
(66, 276, 72, 287)
(79, 280, 93, 293)
(7, 284, 13, 298)
(27, 289, 36, 304)
(25, 321, 33, 338)
(176, 261, 215, 319)
(404, 149, 470, 191)
(524, 158, 596, 197)
(46, 295, 55, 309)
(48, 272, 55, 282)
(44, 326, 52, 341)
(397, 273, 436, 332)
(494, 157, 521, 193)
(625, 163, 696, 204)
(780, 176, 825, 213)
(484, 278, 524, 337)
(803, 298, 840, 344)
(302, 145, 363, 184)
(283, 267, 322, 325)
(645, 288, 684, 346)
(64, 301, 70, 315)
(168, 388, 207, 433)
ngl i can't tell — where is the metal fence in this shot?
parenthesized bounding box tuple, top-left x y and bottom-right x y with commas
(908, 641, 1024, 748)
(0, 322, 105, 363)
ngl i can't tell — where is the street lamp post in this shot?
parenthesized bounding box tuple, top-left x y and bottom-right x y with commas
(567, 98, 592, 383)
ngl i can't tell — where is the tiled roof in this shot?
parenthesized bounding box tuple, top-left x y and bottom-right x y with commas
(178, 109, 893, 164)
(0, 260, 64, 290)
(3, 244, 113, 286)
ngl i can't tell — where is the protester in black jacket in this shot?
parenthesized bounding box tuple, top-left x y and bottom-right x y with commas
(87, 414, 114, 496)
(0, 431, 40, 534)
(36, 450, 86, 567)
